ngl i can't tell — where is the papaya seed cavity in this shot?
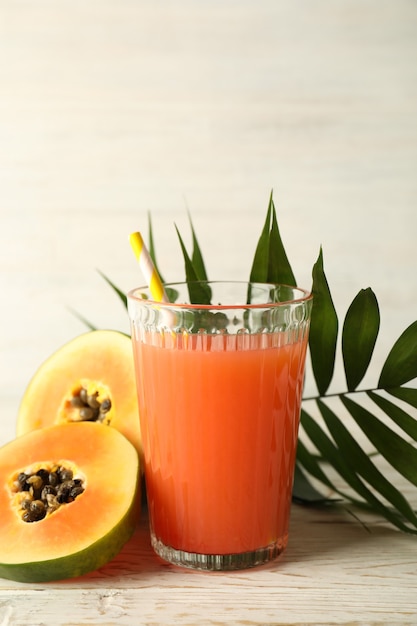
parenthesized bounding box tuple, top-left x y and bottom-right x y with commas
(10, 461, 86, 523)
(58, 379, 113, 426)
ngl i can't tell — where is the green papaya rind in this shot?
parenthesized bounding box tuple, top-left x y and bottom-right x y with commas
(0, 500, 137, 583)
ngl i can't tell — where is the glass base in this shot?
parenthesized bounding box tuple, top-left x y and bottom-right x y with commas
(151, 532, 287, 571)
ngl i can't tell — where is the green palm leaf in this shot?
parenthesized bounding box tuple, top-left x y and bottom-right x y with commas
(387, 386, 417, 412)
(295, 438, 342, 498)
(318, 398, 417, 529)
(292, 462, 334, 504)
(188, 211, 209, 281)
(300, 409, 387, 508)
(249, 191, 296, 286)
(299, 406, 417, 533)
(378, 321, 417, 388)
(368, 390, 417, 442)
(249, 193, 273, 283)
(97, 269, 128, 309)
(267, 194, 296, 286)
(308, 248, 338, 395)
(67, 307, 98, 331)
(341, 395, 417, 489)
(342, 288, 380, 391)
(175, 225, 211, 304)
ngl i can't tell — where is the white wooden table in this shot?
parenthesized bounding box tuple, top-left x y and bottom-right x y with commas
(1, 1, 417, 623)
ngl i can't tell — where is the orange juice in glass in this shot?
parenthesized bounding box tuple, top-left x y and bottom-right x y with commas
(128, 281, 312, 570)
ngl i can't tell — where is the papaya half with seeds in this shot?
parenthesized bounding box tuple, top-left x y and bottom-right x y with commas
(16, 330, 142, 459)
(0, 422, 139, 583)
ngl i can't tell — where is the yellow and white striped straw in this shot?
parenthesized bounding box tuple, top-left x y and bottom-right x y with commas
(129, 231, 169, 302)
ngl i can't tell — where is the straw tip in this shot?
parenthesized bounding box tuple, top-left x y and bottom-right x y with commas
(129, 231, 142, 243)
(129, 232, 144, 259)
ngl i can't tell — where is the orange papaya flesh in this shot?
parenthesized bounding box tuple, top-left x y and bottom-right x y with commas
(16, 330, 142, 461)
(0, 422, 140, 583)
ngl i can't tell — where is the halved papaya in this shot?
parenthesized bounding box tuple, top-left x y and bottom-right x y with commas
(16, 330, 141, 459)
(0, 422, 139, 582)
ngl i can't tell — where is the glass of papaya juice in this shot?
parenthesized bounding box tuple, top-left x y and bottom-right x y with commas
(128, 281, 313, 571)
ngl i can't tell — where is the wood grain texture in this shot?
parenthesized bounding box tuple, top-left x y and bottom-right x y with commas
(0, 503, 416, 625)
(0, 0, 416, 623)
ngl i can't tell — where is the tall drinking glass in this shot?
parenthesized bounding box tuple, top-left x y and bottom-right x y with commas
(128, 281, 313, 571)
